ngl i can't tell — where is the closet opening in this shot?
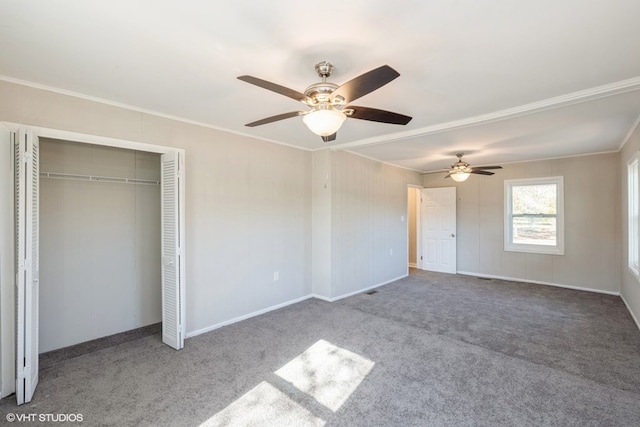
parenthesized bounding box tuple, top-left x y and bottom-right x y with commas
(39, 138, 162, 356)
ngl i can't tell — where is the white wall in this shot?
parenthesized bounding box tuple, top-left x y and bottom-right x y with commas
(312, 149, 422, 300)
(39, 139, 161, 352)
(330, 151, 421, 298)
(423, 153, 621, 293)
(619, 122, 640, 328)
(311, 149, 332, 298)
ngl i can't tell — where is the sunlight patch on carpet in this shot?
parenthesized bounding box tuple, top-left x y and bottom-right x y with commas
(275, 339, 375, 412)
(200, 381, 325, 427)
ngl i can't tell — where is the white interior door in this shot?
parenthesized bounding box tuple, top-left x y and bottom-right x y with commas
(161, 151, 185, 350)
(14, 129, 39, 404)
(421, 187, 457, 274)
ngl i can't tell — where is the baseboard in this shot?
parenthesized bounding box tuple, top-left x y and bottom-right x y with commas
(186, 273, 409, 338)
(620, 293, 640, 332)
(456, 271, 620, 296)
(309, 294, 333, 302)
(186, 294, 315, 338)
(408, 263, 417, 268)
(313, 274, 409, 302)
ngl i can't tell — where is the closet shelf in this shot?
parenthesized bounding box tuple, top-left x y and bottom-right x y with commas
(40, 172, 160, 186)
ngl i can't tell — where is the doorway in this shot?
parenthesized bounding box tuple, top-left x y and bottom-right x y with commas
(421, 187, 457, 274)
(407, 187, 421, 269)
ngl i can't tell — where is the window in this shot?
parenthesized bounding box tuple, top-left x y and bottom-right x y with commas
(628, 153, 639, 278)
(505, 177, 564, 255)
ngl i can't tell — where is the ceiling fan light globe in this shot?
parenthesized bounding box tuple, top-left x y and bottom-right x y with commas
(303, 109, 346, 136)
(450, 172, 470, 182)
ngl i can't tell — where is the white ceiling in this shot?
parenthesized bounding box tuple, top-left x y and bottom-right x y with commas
(1, 0, 639, 172)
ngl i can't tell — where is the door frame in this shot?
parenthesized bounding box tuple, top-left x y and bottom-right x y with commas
(0, 122, 187, 399)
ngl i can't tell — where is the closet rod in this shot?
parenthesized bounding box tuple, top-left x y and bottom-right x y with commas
(39, 172, 160, 186)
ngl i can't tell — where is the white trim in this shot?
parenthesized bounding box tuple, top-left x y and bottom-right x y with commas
(504, 176, 565, 255)
(330, 77, 640, 151)
(620, 293, 640, 332)
(0, 124, 14, 399)
(409, 263, 417, 268)
(311, 274, 408, 303)
(6, 74, 639, 159)
(186, 295, 315, 338)
(457, 271, 620, 296)
(420, 150, 620, 175)
(310, 294, 333, 303)
(2, 122, 183, 155)
(627, 152, 640, 281)
(465, 150, 620, 169)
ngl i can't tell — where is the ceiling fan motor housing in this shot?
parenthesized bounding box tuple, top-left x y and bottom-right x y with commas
(304, 81, 340, 106)
(303, 61, 347, 107)
(452, 153, 471, 172)
(452, 160, 471, 172)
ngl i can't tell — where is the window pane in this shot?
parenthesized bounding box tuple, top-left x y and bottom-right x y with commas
(512, 184, 556, 215)
(512, 216, 556, 246)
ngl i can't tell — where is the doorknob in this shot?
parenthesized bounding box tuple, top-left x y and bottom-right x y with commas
(451, 233, 456, 237)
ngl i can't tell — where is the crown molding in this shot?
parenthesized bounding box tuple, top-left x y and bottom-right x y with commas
(331, 76, 640, 151)
(0, 74, 313, 152)
(3, 74, 639, 156)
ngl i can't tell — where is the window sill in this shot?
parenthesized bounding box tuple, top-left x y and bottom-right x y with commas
(505, 244, 564, 255)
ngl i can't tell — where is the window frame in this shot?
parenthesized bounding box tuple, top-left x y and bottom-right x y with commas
(504, 176, 564, 255)
(627, 152, 640, 279)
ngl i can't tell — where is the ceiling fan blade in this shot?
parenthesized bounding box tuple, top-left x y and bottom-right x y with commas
(346, 106, 412, 125)
(244, 111, 304, 127)
(471, 166, 502, 171)
(322, 133, 337, 142)
(471, 170, 495, 175)
(238, 75, 308, 103)
(331, 65, 400, 103)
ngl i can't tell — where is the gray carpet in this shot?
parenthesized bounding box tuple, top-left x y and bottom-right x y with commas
(39, 323, 161, 371)
(2, 270, 640, 426)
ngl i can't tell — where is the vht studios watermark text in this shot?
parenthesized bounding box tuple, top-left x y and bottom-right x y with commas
(6, 413, 84, 423)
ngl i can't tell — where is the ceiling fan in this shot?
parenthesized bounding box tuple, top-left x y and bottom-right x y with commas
(445, 153, 502, 182)
(237, 61, 412, 142)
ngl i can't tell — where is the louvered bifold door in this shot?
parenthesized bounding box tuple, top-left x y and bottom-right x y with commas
(161, 151, 185, 350)
(14, 129, 39, 404)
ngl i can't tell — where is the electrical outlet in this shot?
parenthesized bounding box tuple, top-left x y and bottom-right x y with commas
(273, 272, 279, 281)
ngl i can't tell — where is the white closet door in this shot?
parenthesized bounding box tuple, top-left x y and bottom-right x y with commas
(15, 129, 39, 404)
(161, 151, 185, 350)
